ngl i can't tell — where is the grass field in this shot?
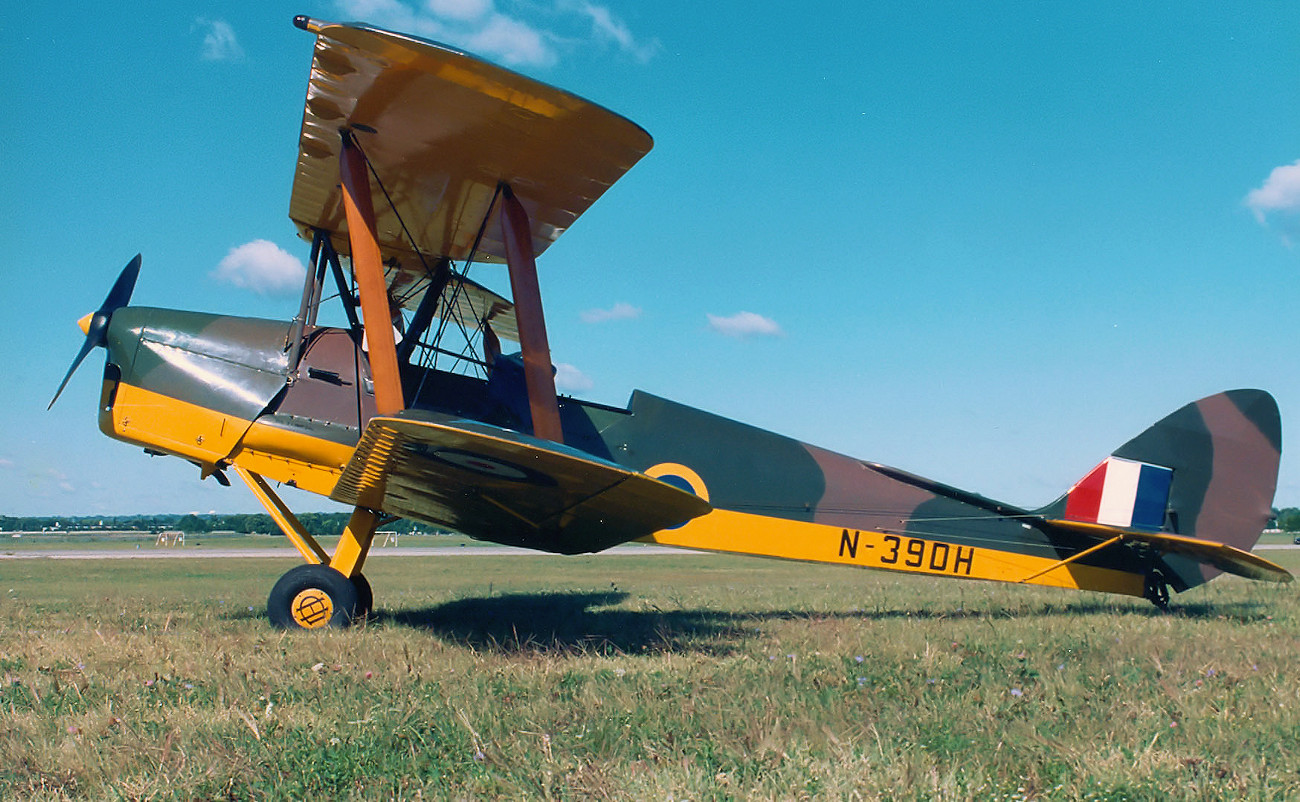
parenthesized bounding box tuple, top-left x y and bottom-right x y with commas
(2, 549, 1298, 800)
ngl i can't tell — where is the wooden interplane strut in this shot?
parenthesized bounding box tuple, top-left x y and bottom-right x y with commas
(339, 132, 405, 416)
(500, 185, 564, 443)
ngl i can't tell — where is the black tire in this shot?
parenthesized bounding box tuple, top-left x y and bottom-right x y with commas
(267, 564, 359, 629)
(351, 573, 374, 620)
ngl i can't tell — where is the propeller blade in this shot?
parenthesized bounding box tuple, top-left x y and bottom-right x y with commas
(47, 254, 142, 409)
(48, 336, 99, 410)
(102, 254, 142, 321)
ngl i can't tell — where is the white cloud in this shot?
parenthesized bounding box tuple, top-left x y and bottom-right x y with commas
(466, 14, 554, 67)
(554, 362, 594, 393)
(1246, 160, 1300, 246)
(707, 311, 783, 338)
(30, 466, 76, 494)
(1246, 160, 1300, 220)
(196, 19, 244, 62)
(426, 0, 492, 23)
(345, 0, 426, 32)
(211, 240, 306, 295)
(575, 2, 659, 62)
(580, 302, 641, 323)
(335, 0, 657, 67)
(0, 457, 14, 470)
(339, 0, 554, 65)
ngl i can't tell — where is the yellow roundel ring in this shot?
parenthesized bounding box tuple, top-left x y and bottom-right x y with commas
(645, 462, 709, 503)
(291, 588, 334, 628)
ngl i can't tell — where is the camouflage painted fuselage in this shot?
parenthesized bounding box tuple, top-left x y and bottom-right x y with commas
(96, 308, 1282, 600)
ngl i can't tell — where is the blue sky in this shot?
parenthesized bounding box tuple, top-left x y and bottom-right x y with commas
(5, 1, 1299, 517)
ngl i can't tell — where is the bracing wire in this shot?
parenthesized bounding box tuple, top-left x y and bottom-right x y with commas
(350, 135, 503, 376)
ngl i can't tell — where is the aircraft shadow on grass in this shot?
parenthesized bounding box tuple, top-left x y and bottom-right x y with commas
(365, 590, 1276, 654)
(375, 590, 741, 654)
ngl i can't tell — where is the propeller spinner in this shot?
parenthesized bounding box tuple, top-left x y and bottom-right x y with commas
(48, 254, 142, 409)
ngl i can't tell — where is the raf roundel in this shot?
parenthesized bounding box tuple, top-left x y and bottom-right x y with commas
(646, 463, 710, 503)
(429, 448, 532, 481)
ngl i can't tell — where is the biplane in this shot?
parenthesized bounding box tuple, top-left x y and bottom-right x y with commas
(50, 17, 1290, 628)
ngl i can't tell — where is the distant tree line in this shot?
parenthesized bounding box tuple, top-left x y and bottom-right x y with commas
(0, 513, 446, 536)
(1274, 508, 1300, 533)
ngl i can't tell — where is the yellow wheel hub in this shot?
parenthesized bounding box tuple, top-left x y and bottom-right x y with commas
(290, 588, 334, 628)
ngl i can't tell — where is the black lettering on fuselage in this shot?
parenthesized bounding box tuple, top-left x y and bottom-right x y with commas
(841, 533, 973, 576)
(953, 545, 974, 575)
(881, 534, 901, 564)
(839, 529, 858, 559)
(929, 542, 950, 571)
(876, 535, 973, 576)
(905, 538, 925, 567)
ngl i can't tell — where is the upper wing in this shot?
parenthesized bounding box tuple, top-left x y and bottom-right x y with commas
(290, 19, 653, 273)
(330, 411, 712, 553)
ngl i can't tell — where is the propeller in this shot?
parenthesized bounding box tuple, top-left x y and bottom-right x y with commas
(48, 254, 142, 409)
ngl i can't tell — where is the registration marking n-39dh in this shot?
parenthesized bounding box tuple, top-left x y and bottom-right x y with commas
(838, 529, 974, 576)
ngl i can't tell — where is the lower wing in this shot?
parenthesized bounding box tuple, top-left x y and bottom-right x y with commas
(331, 411, 712, 553)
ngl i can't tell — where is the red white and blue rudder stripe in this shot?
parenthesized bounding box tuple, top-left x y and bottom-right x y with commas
(1064, 456, 1173, 531)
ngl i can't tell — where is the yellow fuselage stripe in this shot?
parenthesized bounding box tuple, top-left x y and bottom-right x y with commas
(645, 509, 1145, 597)
(104, 381, 250, 465)
(231, 420, 354, 497)
(103, 380, 353, 496)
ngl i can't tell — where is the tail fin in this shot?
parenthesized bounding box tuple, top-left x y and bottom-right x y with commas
(1040, 389, 1282, 591)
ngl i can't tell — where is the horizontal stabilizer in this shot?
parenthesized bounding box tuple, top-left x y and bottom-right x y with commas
(1044, 518, 1292, 584)
(331, 411, 711, 553)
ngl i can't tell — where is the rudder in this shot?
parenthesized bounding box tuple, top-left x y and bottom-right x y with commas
(1042, 390, 1281, 591)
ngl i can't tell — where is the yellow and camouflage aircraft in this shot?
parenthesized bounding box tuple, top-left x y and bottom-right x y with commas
(50, 17, 1290, 628)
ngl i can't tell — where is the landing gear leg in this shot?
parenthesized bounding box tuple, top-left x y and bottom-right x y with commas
(233, 467, 382, 628)
(1143, 570, 1171, 611)
(327, 507, 380, 623)
(268, 508, 379, 628)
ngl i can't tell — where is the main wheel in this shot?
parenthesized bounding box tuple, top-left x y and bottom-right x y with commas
(351, 573, 373, 620)
(268, 564, 360, 629)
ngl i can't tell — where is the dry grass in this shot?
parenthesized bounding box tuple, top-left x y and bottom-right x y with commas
(2, 551, 1298, 800)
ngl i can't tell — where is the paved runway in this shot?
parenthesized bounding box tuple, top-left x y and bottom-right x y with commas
(0, 544, 701, 560)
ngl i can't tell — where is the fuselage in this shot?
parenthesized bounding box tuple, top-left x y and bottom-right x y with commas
(96, 307, 1154, 598)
